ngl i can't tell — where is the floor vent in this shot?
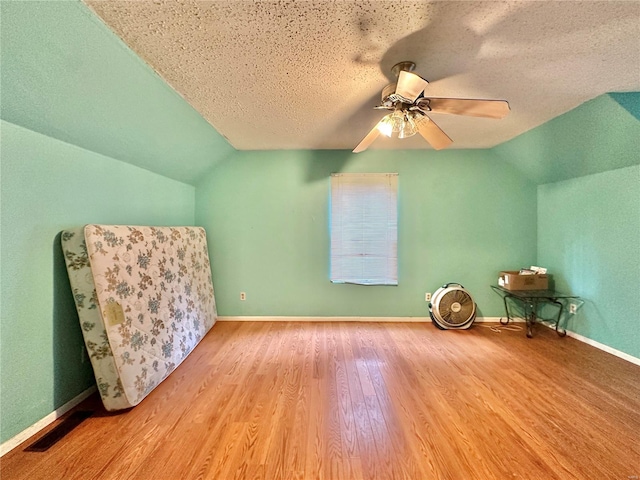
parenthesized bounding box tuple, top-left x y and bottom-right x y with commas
(24, 411, 93, 452)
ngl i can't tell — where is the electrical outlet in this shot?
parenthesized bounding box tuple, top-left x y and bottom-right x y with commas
(240, 292, 246, 301)
(569, 303, 577, 314)
(425, 292, 431, 302)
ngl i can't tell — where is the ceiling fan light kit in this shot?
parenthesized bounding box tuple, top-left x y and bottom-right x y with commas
(353, 61, 510, 153)
(377, 108, 420, 139)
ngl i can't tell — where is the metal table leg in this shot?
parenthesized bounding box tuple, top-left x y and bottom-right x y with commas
(500, 294, 513, 325)
(550, 299, 567, 337)
(526, 300, 536, 338)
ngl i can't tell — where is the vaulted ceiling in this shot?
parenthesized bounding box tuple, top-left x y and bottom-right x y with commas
(84, 0, 640, 152)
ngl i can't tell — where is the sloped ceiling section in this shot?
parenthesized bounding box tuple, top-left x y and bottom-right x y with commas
(609, 92, 640, 121)
(493, 93, 640, 185)
(1, 1, 234, 185)
(84, 0, 640, 151)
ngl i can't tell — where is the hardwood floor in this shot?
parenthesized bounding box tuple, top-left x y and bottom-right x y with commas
(2, 321, 639, 480)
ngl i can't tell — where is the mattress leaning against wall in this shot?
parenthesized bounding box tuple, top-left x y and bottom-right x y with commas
(61, 225, 217, 410)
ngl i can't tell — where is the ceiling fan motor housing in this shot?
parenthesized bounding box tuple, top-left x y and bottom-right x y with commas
(429, 283, 477, 330)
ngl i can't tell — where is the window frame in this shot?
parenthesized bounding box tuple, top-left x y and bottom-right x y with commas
(329, 172, 398, 286)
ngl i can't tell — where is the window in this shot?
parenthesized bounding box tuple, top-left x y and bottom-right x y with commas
(330, 173, 398, 285)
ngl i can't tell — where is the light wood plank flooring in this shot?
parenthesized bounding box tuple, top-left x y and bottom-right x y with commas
(2, 321, 639, 479)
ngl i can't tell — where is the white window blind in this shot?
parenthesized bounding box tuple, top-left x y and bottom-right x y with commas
(330, 173, 398, 285)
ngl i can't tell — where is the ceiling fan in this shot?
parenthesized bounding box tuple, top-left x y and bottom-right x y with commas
(353, 61, 510, 153)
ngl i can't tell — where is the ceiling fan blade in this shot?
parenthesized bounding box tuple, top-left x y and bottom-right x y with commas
(416, 116, 453, 150)
(426, 98, 510, 119)
(352, 122, 381, 153)
(396, 70, 428, 102)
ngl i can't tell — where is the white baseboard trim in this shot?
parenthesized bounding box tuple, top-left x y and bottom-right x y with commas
(217, 316, 524, 323)
(217, 316, 431, 322)
(0, 386, 96, 457)
(563, 330, 640, 366)
(474, 316, 526, 323)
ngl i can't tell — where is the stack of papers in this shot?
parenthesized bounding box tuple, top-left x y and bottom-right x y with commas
(519, 266, 547, 275)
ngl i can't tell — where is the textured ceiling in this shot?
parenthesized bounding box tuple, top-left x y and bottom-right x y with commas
(84, 0, 640, 151)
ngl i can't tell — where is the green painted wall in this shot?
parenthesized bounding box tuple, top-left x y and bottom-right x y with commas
(609, 92, 640, 121)
(1, 0, 234, 185)
(538, 166, 639, 358)
(195, 149, 537, 318)
(493, 94, 640, 184)
(0, 120, 195, 443)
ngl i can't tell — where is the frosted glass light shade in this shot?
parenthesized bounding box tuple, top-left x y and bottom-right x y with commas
(377, 110, 418, 138)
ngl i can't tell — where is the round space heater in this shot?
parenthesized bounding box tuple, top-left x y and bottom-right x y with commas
(429, 283, 477, 330)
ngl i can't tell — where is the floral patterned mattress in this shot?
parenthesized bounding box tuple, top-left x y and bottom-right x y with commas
(61, 225, 217, 410)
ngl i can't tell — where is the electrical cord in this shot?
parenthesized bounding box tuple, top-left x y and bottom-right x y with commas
(481, 321, 523, 333)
